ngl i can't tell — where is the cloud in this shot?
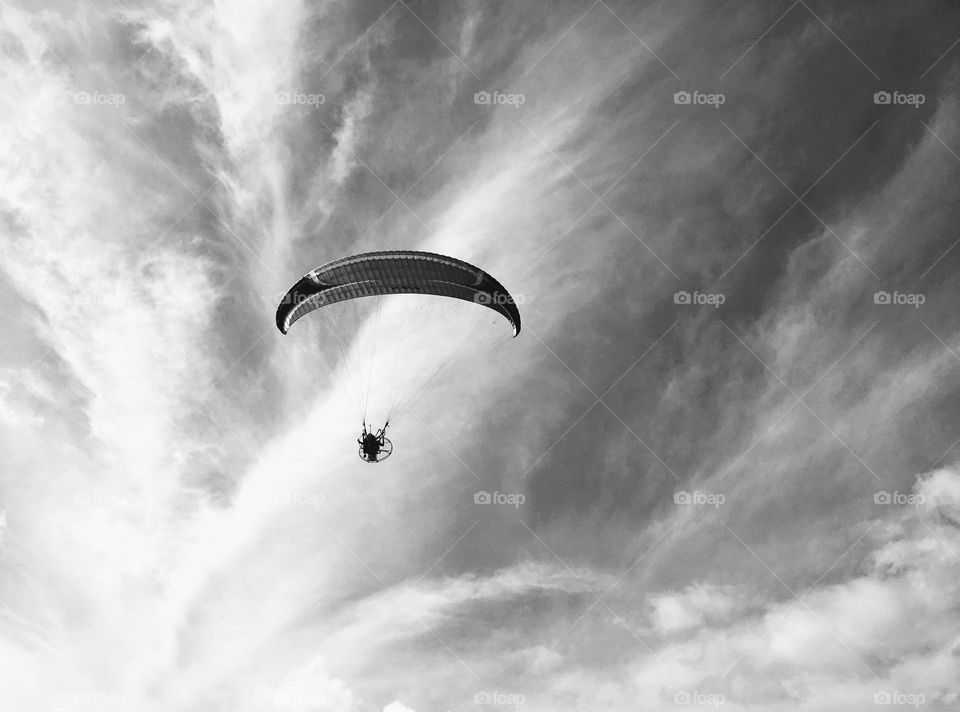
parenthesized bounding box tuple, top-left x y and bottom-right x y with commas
(622, 466, 960, 709)
(245, 656, 357, 712)
(3, 1, 960, 710)
(648, 584, 749, 635)
(382, 701, 417, 712)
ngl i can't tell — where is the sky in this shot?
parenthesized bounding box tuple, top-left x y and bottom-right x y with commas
(2, 0, 960, 710)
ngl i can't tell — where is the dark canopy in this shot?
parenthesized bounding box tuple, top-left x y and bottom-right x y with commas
(276, 250, 521, 336)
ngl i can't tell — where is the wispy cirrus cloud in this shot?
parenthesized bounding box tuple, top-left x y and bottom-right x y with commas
(3, 0, 960, 710)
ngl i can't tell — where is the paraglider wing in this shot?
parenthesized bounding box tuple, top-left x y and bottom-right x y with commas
(275, 250, 521, 336)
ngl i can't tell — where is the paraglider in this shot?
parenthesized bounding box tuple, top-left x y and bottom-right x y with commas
(276, 250, 520, 462)
(357, 421, 392, 463)
(275, 250, 521, 335)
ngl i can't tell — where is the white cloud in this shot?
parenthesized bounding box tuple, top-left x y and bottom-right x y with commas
(245, 656, 357, 712)
(382, 701, 418, 712)
(3, 2, 960, 711)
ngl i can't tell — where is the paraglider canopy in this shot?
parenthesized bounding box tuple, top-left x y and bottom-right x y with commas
(275, 250, 521, 337)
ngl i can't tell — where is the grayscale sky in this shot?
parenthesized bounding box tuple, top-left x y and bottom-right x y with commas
(2, 1, 960, 710)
